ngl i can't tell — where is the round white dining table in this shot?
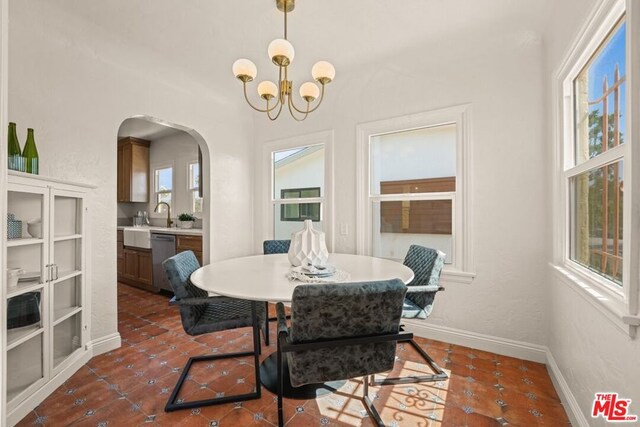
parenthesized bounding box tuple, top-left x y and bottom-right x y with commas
(189, 252, 414, 301)
(189, 252, 414, 399)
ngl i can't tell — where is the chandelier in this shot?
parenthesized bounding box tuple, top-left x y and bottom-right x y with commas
(232, 0, 335, 121)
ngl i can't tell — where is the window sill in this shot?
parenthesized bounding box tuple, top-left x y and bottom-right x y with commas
(441, 269, 476, 285)
(550, 263, 639, 337)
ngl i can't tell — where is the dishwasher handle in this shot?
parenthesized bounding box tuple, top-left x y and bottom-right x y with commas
(151, 234, 176, 242)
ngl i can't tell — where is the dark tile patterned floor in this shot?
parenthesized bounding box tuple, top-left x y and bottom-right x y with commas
(17, 283, 570, 426)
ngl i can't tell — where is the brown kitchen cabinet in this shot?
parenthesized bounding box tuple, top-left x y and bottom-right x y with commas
(119, 243, 155, 292)
(117, 137, 150, 203)
(117, 230, 124, 276)
(176, 234, 203, 265)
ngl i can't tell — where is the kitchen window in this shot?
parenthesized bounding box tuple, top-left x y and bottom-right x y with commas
(188, 161, 202, 214)
(154, 166, 173, 211)
(280, 188, 321, 222)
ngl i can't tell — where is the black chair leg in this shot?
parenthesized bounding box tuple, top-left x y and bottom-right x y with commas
(165, 302, 262, 412)
(277, 337, 284, 427)
(362, 375, 384, 427)
(263, 301, 270, 346)
(370, 338, 448, 386)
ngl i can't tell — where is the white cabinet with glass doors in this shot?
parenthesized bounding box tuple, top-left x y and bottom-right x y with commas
(4, 171, 90, 415)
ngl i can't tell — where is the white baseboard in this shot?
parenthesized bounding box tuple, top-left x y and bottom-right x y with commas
(545, 350, 589, 427)
(7, 333, 121, 426)
(86, 332, 121, 357)
(404, 320, 547, 363)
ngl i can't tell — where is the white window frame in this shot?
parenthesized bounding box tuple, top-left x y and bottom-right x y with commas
(356, 105, 475, 285)
(187, 160, 202, 214)
(552, 0, 640, 336)
(262, 130, 334, 250)
(152, 164, 173, 215)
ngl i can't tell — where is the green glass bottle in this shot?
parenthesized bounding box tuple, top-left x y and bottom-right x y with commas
(22, 128, 39, 175)
(7, 122, 23, 171)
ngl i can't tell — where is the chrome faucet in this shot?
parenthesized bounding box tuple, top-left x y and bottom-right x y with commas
(154, 202, 173, 228)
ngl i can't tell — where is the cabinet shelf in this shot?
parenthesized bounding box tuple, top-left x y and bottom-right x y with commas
(53, 234, 82, 242)
(6, 238, 44, 248)
(7, 325, 44, 351)
(53, 306, 82, 325)
(7, 282, 44, 299)
(53, 270, 81, 284)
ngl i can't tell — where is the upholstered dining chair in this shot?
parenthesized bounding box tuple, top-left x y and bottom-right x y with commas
(275, 280, 411, 427)
(162, 250, 267, 411)
(261, 239, 292, 345)
(372, 244, 448, 386)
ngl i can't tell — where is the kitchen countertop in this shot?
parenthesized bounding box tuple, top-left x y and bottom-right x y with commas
(117, 226, 203, 236)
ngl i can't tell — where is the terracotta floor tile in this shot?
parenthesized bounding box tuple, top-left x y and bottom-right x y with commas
(15, 283, 570, 427)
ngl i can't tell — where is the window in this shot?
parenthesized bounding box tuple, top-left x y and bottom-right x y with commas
(370, 125, 456, 263)
(566, 17, 626, 288)
(555, 0, 640, 335)
(188, 161, 202, 214)
(357, 106, 473, 282)
(271, 144, 325, 239)
(280, 188, 321, 221)
(154, 166, 173, 211)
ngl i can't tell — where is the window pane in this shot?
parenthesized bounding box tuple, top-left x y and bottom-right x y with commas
(274, 205, 323, 240)
(370, 124, 456, 195)
(574, 19, 626, 165)
(192, 191, 203, 213)
(155, 167, 173, 192)
(372, 201, 453, 263)
(571, 160, 623, 285)
(273, 145, 324, 199)
(189, 163, 200, 189)
(156, 193, 172, 211)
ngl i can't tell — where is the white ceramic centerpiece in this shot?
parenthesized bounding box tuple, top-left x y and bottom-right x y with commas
(288, 219, 329, 267)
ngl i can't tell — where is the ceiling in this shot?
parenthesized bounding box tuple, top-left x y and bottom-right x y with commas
(27, 0, 554, 104)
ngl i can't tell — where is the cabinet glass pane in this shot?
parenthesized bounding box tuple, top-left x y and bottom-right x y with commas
(7, 191, 44, 240)
(53, 239, 82, 275)
(53, 312, 82, 368)
(7, 244, 44, 293)
(54, 276, 82, 322)
(7, 289, 43, 347)
(7, 334, 44, 403)
(54, 196, 81, 237)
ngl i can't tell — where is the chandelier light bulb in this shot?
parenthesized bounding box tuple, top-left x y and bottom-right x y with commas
(312, 61, 335, 84)
(258, 81, 279, 101)
(232, 58, 257, 82)
(268, 39, 295, 66)
(299, 82, 320, 102)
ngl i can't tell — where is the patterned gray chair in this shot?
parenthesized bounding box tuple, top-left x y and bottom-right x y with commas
(162, 251, 266, 411)
(275, 280, 411, 427)
(261, 239, 292, 345)
(373, 245, 448, 386)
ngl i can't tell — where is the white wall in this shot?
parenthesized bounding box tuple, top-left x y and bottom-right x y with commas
(254, 24, 550, 345)
(8, 0, 255, 344)
(147, 132, 199, 220)
(544, 0, 640, 423)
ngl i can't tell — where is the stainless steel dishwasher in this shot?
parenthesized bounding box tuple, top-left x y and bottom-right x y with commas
(151, 233, 176, 292)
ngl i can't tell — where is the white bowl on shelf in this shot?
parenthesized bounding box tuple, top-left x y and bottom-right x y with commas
(7, 268, 24, 290)
(27, 218, 42, 238)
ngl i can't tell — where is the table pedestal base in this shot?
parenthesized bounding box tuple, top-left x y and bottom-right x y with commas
(260, 353, 346, 399)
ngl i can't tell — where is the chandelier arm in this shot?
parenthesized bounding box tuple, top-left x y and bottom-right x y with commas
(267, 98, 285, 121)
(287, 94, 309, 121)
(243, 81, 281, 113)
